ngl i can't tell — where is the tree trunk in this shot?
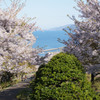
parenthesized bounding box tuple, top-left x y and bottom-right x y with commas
(91, 73, 94, 83)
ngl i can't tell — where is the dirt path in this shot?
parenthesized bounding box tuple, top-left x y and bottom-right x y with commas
(0, 75, 34, 100)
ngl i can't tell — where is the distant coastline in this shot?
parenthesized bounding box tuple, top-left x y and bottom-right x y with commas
(43, 24, 75, 31)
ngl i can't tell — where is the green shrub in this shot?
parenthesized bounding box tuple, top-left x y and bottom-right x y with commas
(30, 53, 99, 100)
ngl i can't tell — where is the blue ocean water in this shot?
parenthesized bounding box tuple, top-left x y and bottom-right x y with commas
(32, 30, 69, 50)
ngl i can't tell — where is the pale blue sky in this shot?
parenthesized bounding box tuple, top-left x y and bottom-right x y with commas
(1, 0, 80, 30)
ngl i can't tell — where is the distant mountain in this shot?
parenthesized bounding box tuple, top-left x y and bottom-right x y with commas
(46, 24, 75, 31)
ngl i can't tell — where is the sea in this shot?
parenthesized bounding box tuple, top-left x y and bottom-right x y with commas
(32, 30, 69, 50)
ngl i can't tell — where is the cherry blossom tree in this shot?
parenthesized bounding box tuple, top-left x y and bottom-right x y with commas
(0, 0, 42, 74)
(61, 0, 100, 81)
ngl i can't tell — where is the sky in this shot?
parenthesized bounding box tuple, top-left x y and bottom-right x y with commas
(1, 0, 80, 30)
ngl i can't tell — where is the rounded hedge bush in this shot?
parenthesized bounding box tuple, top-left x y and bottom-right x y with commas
(30, 53, 99, 100)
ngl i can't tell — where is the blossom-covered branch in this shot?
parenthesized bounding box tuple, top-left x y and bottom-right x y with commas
(0, 0, 42, 73)
(62, 0, 100, 72)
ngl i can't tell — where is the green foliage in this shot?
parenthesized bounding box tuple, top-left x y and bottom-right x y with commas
(92, 77, 100, 93)
(0, 81, 12, 89)
(30, 53, 99, 100)
(0, 71, 14, 83)
(0, 71, 18, 90)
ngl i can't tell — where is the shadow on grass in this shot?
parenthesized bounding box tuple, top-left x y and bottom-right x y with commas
(0, 87, 29, 100)
(0, 76, 35, 100)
